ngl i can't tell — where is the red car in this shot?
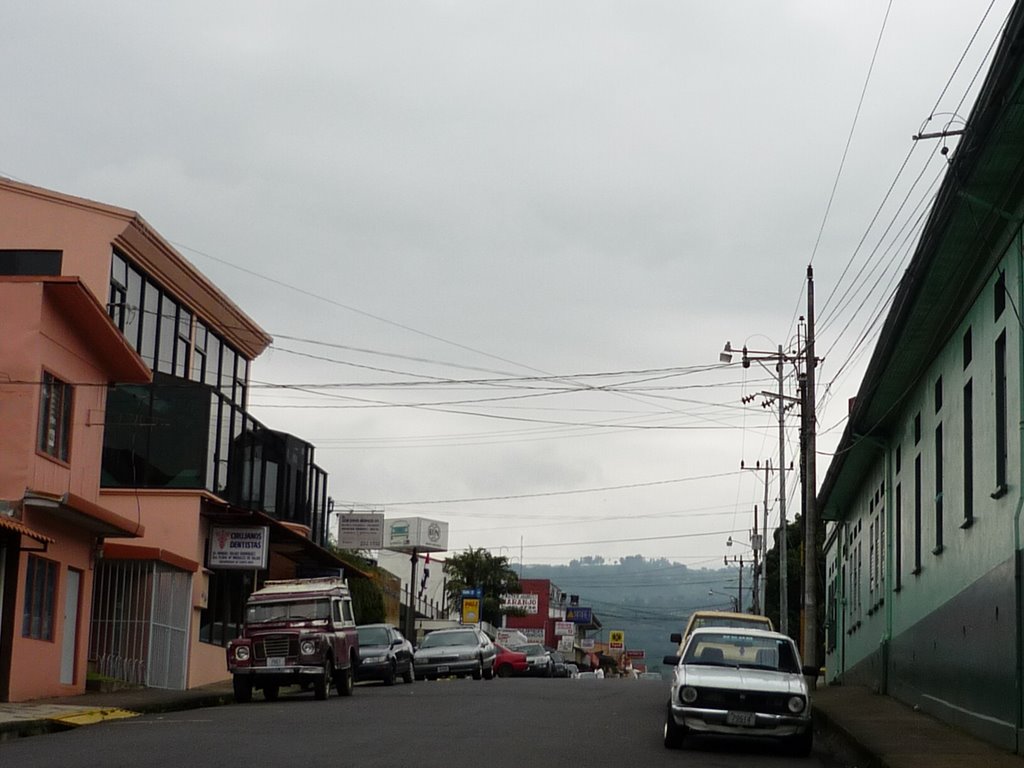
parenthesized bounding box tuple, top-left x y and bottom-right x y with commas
(493, 643, 528, 678)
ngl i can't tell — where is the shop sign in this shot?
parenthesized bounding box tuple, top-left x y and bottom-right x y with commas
(209, 526, 270, 569)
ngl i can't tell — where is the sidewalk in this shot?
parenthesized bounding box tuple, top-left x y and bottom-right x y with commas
(3, 679, 1024, 767)
(0, 680, 234, 741)
(813, 685, 1024, 768)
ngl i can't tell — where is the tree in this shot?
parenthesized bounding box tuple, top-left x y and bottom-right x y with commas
(443, 548, 520, 626)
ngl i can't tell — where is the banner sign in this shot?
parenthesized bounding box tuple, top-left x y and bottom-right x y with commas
(554, 621, 574, 636)
(557, 635, 574, 653)
(581, 638, 595, 651)
(609, 630, 625, 650)
(500, 593, 539, 614)
(565, 606, 592, 624)
(626, 649, 645, 659)
(337, 513, 384, 549)
(461, 598, 480, 624)
(209, 526, 270, 570)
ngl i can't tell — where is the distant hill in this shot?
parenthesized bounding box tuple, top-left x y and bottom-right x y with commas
(521, 555, 749, 673)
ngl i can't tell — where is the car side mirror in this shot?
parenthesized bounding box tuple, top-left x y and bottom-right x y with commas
(802, 665, 820, 678)
(663, 655, 680, 666)
(670, 633, 682, 644)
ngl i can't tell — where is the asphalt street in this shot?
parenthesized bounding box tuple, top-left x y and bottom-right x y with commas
(0, 677, 852, 768)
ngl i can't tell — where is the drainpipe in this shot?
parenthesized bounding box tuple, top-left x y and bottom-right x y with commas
(1014, 243, 1024, 753)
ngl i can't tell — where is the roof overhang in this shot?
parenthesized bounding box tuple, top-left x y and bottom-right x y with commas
(101, 543, 200, 572)
(24, 490, 145, 538)
(0, 514, 56, 551)
(818, 6, 1024, 521)
(0, 276, 152, 384)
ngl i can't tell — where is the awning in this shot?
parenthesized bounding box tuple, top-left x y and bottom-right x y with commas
(0, 515, 55, 547)
(201, 502, 373, 579)
(24, 490, 145, 538)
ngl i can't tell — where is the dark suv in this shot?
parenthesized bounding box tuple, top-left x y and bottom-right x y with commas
(226, 578, 359, 702)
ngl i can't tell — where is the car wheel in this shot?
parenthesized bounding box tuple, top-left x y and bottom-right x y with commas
(337, 661, 355, 697)
(787, 728, 813, 757)
(314, 658, 333, 700)
(545, 662, 553, 678)
(262, 684, 279, 702)
(383, 661, 396, 686)
(402, 662, 414, 684)
(664, 702, 685, 749)
(472, 660, 483, 680)
(483, 664, 494, 680)
(497, 664, 512, 678)
(232, 675, 253, 704)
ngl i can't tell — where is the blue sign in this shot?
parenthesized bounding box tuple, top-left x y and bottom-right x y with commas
(566, 606, 592, 624)
(461, 587, 483, 598)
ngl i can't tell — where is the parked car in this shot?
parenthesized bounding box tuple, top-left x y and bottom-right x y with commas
(564, 662, 580, 678)
(493, 643, 529, 677)
(662, 627, 816, 756)
(413, 626, 496, 681)
(355, 623, 414, 685)
(548, 650, 569, 678)
(514, 643, 554, 677)
(672, 610, 774, 655)
(226, 577, 358, 702)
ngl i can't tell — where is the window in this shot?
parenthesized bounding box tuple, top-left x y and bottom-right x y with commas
(963, 380, 974, 526)
(23, 556, 58, 640)
(995, 331, 1008, 494)
(895, 483, 902, 591)
(995, 271, 1006, 320)
(914, 413, 921, 445)
(934, 377, 942, 412)
(934, 424, 943, 554)
(37, 371, 72, 462)
(914, 455, 922, 574)
(0, 249, 62, 275)
(895, 444, 901, 474)
(963, 327, 972, 369)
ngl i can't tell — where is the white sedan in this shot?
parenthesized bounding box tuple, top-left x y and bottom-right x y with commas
(662, 626, 815, 757)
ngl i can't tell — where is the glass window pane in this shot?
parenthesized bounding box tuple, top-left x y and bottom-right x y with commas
(125, 267, 143, 351)
(158, 295, 178, 374)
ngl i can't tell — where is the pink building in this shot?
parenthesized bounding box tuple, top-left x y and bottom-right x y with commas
(0, 179, 346, 701)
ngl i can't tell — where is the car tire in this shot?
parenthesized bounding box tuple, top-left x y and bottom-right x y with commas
(337, 661, 355, 697)
(664, 702, 685, 749)
(787, 728, 813, 757)
(262, 684, 279, 702)
(483, 665, 494, 680)
(545, 662, 553, 678)
(402, 662, 414, 684)
(383, 661, 396, 686)
(314, 658, 333, 700)
(496, 664, 512, 678)
(472, 660, 483, 680)
(232, 675, 253, 704)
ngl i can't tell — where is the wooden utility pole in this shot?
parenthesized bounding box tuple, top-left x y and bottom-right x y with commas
(802, 265, 819, 677)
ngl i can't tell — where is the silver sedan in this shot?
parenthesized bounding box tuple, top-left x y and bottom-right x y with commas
(413, 627, 496, 681)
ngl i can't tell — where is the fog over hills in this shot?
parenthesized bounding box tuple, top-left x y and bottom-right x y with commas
(522, 555, 748, 672)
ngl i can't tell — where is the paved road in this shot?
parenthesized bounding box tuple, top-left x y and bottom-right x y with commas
(0, 678, 850, 767)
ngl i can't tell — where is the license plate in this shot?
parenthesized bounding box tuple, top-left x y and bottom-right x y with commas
(267, 657, 285, 668)
(726, 711, 757, 727)
(437, 665, 449, 673)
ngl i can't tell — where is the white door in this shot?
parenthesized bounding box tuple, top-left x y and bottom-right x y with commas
(60, 569, 81, 685)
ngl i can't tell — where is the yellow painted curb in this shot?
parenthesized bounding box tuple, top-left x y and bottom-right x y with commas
(50, 708, 140, 726)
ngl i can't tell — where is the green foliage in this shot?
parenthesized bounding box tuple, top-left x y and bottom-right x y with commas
(443, 547, 520, 626)
(349, 574, 385, 624)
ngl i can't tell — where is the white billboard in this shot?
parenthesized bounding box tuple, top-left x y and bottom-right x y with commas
(384, 517, 449, 553)
(554, 621, 574, 637)
(208, 526, 270, 570)
(337, 513, 385, 549)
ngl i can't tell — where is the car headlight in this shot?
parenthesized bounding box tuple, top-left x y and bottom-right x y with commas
(234, 646, 250, 662)
(362, 655, 386, 664)
(680, 686, 698, 704)
(788, 695, 806, 713)
(300, 640, 317, 656)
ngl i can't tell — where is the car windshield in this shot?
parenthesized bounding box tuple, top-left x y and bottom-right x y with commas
(246, 599, 330, 624)
(691, 616, 772, 631)
(683, 632, 800, 673)
(357, 626, 390, 646)
(520, 644, 546, 657)
(420, 630, 477, 648)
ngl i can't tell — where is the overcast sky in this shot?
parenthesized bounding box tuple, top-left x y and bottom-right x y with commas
(3, 1, 1014, 570)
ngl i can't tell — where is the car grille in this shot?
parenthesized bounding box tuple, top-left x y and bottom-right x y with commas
(690, 687, 797, 715)
(255, 636, 299, 659)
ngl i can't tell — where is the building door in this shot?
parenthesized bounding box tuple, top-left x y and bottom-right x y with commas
(61, 568, 81, 684)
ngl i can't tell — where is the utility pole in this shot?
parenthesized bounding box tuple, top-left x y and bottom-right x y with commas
(776, 345, 789, 637)
(724, 554, 745, 612)
(802, 265, 819, 676)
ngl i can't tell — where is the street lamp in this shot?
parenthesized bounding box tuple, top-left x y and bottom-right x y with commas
(708, 589, 738, 612)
